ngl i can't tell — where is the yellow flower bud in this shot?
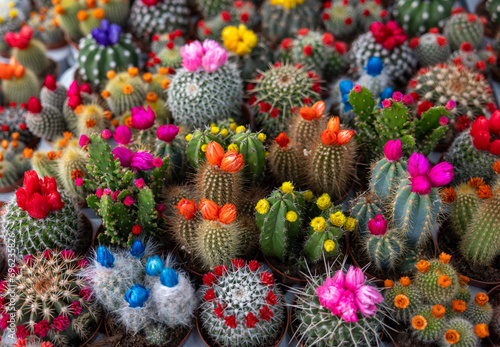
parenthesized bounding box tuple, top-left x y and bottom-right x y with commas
(201, 144, 207, 152)
(211, 126, 220, 135)
(324, 240, 335, 252)
(257, 133, 266, 142)
(330, 211, 347, 227)
(185, 134, 193, 142)
(303, 190, 314, 202)
(228, 143, 238, 151)
(229, 123, 237, 131)
(286, 211, 298, 222)
(210, 123, 217, 127)
(265, 151, 270, 158)
(255, 199, 270, 214)
(316, 193, 332, 210)
(344, 217, 357, 232)
(236, 125, 246, 133)
(311, 217, 327, 232)
(220, 129, 229, 137)
(280, 181, 294, 194)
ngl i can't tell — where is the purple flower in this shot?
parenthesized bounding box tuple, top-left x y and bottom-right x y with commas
(79, 134, 90, 147)
(392, 92, 403, 102)
(368, 214, 387, 236)
(135, 178, 145, 189)
(354, 285, 383, 317)
(75, 178, 84, 186)
(131, 106, 156, 130)
(113, 125, 132, 145)
(91, 20, 122, 47)
(381, 100, 391, 108)
(345, 266, 365, 292)
(157, 124, 179, 143)
(427, 162, 454, 187)
(383, 139, 402, 162)
(112, 146, 134, 167)
(112, 191, 120, 201)
(402, 94, 413, 105)
(103, 188, 111, 196)
(201, 46, 227, 73)
(153, 158, 163, 168)
(124, 196, 134, 206)
(131, 151, 154, 171)
(101, 129, 111, 139)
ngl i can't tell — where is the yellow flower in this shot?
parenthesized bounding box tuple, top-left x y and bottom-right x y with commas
(311, 217, 327, 232)
(265, 151, 270, 158)
(286, 211, 297, 222)
(316, 193, 331, 210)
(344, 217, 357, 232)
(280, 181, 294, 194)
(330, 211, 347, 227)
(256, 199, 270, 214)
(324, 240, 335, 252)
(9, 9, 17, 18)
(270, 0, 304, 9)
(236, 125, 246, 133)
(303, 190, 314, 202)
(258, 133, 266, 142)
(201, 144, 207, 152)
(220, 129, 229, 137)
(222, 24, 258, 56)
(229, 123, 237, 131)
(185, 134, 193, 141)
(228, 143, 239, 151)
(211, 126, 219, 135)
(210, 123, 217, 127)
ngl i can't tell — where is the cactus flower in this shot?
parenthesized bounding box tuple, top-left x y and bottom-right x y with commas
(407, 152, 453, 194)
(383, 139, 402, 162)
(130, 240, 145, 259)
(130, 106, 156, 130)
(125, 284, 150, 308)
(206, 141, 225, 166)
(79, 134, 90, 147)
(156, 124, 179, 143)
(160, 268, 179, 287)
(199, 199, 220, 221)
(321, 117, 354, 146)
(445, 99, 456, 111)
(368, 214, 387, 236)
(201, 44, 227, 73)
(123, 196, 134, 206)
(174, 198, 198, 220)
(91, 20, 121, 47)
(255, 199, 270, 214)
(113, 125, 132, 145)
(101, 129, 111, 139)
(275, 132, 290, 148)
(130, 151, 154, 171)
(392, 91, 403, 102)
(218, 203, 237, 224)
(145, 255, 163, 276)
(96, 246, 115, 268)
(220, 150, 244, 173)
(365, 57, 384, 76)
(299, 101, 325, 121)
(134, 178, 145, 189)
(75, 178, 84, 186)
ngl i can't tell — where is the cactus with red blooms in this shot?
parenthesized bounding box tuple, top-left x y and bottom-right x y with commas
(25, 96, 67, 142)
(0, 171, 92, 257)
(410, 29, 451, 67)
(445, 115, 500, 185)
(447, 42, 496, 73)
(268, 132, 303, 186)
(5, 25, 49, 76)
(444, 11, 484, 51)
(0, 250, 101, 346)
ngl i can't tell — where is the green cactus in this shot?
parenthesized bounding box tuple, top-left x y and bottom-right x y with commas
(413, 31, 451, 68)
(54, 0, 85, 40)
(268, 133, 303, 186)
(185, 129, 225, 169)
(385, 282, 423, 323)
(370, 155, 408, 201)
(57, 146, 92, 201)
(155, 137, 186, 182)
(463, 294, 493, 325)
(366, 229, 405, 270)
(0, 104, 36, 144)
(63, 90, 97, 129)
(98, 0, 129, 26)
(231, 130, 266, 182)
(394, 0, 454, 36)
(145, 324, 169, 345)
(304, 208, 346, 262)
(29, 8, 65, 46)
(195, 161, 243, 207)
(9, 33, 49, 76)
(0, 159, 21, 187)
(77, 8, 104, 36)
(355, 0, 384, 31)
(450, 182, 480, 236)
(321, 1, 356, 39)
(1, 66, 40, 104)
(288, 109, 324, 151)
(350, 193, 384, 239)
(31, 150, 59, 179)
(102, 71, 147, 117)
(441, 318, 478, 347)
(25, 99, 67, 141)
(414, 259, 460, 305)
(411, 306, 446, 343)
(444, 12, 484, 50)
(40, 75, 68, 112)
(171, 205, 199, 254)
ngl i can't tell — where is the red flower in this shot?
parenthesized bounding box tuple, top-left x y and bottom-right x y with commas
(248, 260, 260, 271)
(312, 82, 321, 93)
(213, 265, 228, 276)
(470, 116, 490, 137)
(261, 272, 274, 287)
(204, 288, 216, 302)
(245, 312, 259, 328)
(456, 115, 471, 132)
(259, 102, 272, 113)
(303, 45, 313, 56)
(79, 288, 92, 301)
(266, 290, 278, 305)
(240, 12, 249, 23)
(203, 272, 218, 287)
(322, 33, 334, 46)
(24, 193, 51, 219)
(472, 130, 490, 151)
(298, 28, 309, 36)
(489, 110, 500, 134)
(40, 176, 57, 194)
(5, 26, 33, 49)
(0, 313, 9, 330)
(322, 12, 330, 20)
(174, 198, 198, 220)
(344, 17, 353, 25)
(280, 38, 293, 50)
(214, 301, 226, 319)
(16, 325, 29, 339)
(417, 101, 433, 116)
(232, 259, 245, 269)
(42, 249, 52, 260)
(78, 259, 89, 268)
(132, 225, 143, 235)
(248, 95, 257, 106)
(221, 11, 231, 22)
(269, 108, 281, 118)
(489, 140, 500, 155)
(23, 170, 41, 194)
(0, 296, 5, 310)
(259, 305, 274, 321)
(61, 250, 74, 260)
(46, 190, 64, 211)
(275, 133, 290, 148)
(436, 36, 447, 47)
(334, 41, 347, 55)
(52, 315, 70, 332)
(224, 315, 238, 328)
(15, 187, 30, 210)
(369, 21, 407, 50)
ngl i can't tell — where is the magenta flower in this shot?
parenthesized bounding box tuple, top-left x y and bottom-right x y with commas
(201, 46, 227, 73)
(316, 277, 345, 313)
(408, 152, 454, 194)
(61, 250, 75, 259)
(439, 117, 449, 126)
(24, 254, 35, 266)
(96, 188, 103, 198)
(135, 178, 145, 189)
(131, 151, 154, 171)
(427, 162, 454, 187)
(392, 92, 403, 102)
(402, 94, 413, 105)
(103, 188, 111, 196)
(157, 124, 179, 143)
(101, 129, 111, 139)
(202, 39, 220, 53)
(113, 125, 132, 145)
(112, 146, 134, 167)
(353, 84, 362, 93)
(345, 266, 365, 292)
(180, 40, 203, 71)
(131, 106, 156, 130)
(75, 178, 84, 186)
(153, 158, 163, 167)
(124, 195, 134, 206)
(355, 285, 383, 317)
(337, 291, 358, 323)
(368, 214, 387, 236)
(112, 191, 120, 201)
(445, 100, 456, 111)
(79, 134, 90, 147)
(408, 152, 430, 177)
(383, 139, 402, 162)
(381, 100, 392, 108)
(410, 175, 431, 195)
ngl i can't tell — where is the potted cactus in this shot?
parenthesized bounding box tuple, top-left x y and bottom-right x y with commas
(0, 57, 39, 104)
(0, 133, 33, 192)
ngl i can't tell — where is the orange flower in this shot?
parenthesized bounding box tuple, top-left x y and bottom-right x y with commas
(124, 116, 132, 127)
(438, 275, 452, 288)
(86, 0, 96, 7)
(111, 120, 119, 127)
(63, 131, 73, 139)
(11, 132, 19, 140)
(22, 148, 33, 158)
(174, 198, 197, 220)
(71, 169, 84, 180)
(143, 72, 153, 83)
(493, 160, 500, 175)
(474, 293, 489, 306)
(101, 90, 110, 98)
(431, 304, 445, 319)
(441, 187, 456, 203)
(74, 105, 84, 115)
(411, 315, 427, 330)
(416, 260, 430, 273)
(327, 117, 341, 133)
(128, 67, 139, 77)
(54, 4, 65, 14)
(474, 324, 489, 338)
(400, 277, 411, 287)
(384, 279, 394, 288)
(206, 141, 225, 166)
(452, 300, 466, 313)
(0, 152, 3, 162)
(146, 92, 157, 102)
(1, 140, 7, 149)
(476, 185, 492, 199)
(106, 70, 115, 79)
(321, 117, 354, 146)
(86, 119, 96, 128)
(11, 140, 17, 148)
(220, 150, 244, 173)
(93, 8, 104, 19)
(158, 67, 169, 75)
(439, 252, 451, 264)
(394, 294, 410, 309)
(47, 151, 58, 160)
(58, 138, 68, 147)
(199, 199, 220, 221)
(336, 130, 355, 145)
(445, 329, 460, 344)
(122, 84, 133, 95)
(299, 101, 325, 121)
(468, 177, 485, 188)
(218, 203, 237, 224)
(458, 275, 469, 285)
(320, 129, 337, 145)
(76, 10, 87, 21)
(161, 79, 171, 89)
(275, 132, 290, 148)
(103, 111, 112, 120)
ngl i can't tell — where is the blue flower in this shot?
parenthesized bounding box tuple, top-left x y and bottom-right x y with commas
(145, 255, 163, 276)
(124, 284, 150, 308)
(160, 268, 179, 288)
(96, 246, 115, 268)
(339, 80, 354, 96)
(91, 19, 122, 46)
(365, 57, 384, 77)
(130, 240, 145, 259)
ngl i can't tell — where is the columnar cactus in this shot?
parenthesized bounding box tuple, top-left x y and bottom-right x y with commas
(231, 129, 266, 182)
(448, 180, 481, 236)
(268, 132, 303, 186)
(350, 192, 383, 239)
(288, 100, 325, 152)
(5, 25, 49, 76)
(393, 0, 454, 36)
(365, 215, 405, 270)
(444, 11, 484, 50)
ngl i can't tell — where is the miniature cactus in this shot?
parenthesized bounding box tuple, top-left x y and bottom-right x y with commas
(56, 145, 92, 201)
(0, 103, 35, 144)
(102, 69, 147, 117)
(394, 0, 454, 36)
(231, 129, 266, 182)
(414, 258, 460, 305)
(199, 259, 285, 346)
(321, 0, 356, 39)
(78, 21, 139, 85)
(268, 132, 303, 186)
(444, 11, 484, 50)
(463, 293, 493, 325)
(441, 318, 478, 347)
(410, 29, 451, 67)
(185, 128, 225, 169)
(5, 25, 49, 76)
(155, 124, 186, 181)
(411, 305, 446, 343)
(447, 43, 496, 73)
(171, 198, 199, 254)
(350, 192, 384, 239)
(29, 8, 65, 47)
(365, 215, 405, 270)
(198, 3, 257, 41)
(40, 75, 67, 112)
(0, 138, 31, 188)
(384, 280, 423, 323)
(26, 97, 67, 141)
(448, 181, 481, 236)
(0, 1, 24, 52)
(288, 100, 325, 152)
(0, 58, 40, 104)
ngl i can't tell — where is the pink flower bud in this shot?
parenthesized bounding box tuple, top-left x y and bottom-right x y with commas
(381, 100, 392, 108)
(96, 188, 103, 198)
(439, 117, 449, 126)
(368, 214, 387, 236)
(383, 139, 402, 162)
(402, 95, 414, 105)
(75, 178, 84, 186)
(124, 196, 134, 206)
(445, 100, 456, 111)
(103, 188, 111, 196)
(79, 134, 90, 147)
(156, 124, 179, 143)
(112, 191, 120, 201)
(392, 92, 403, 102)
(135, 178, 145, 189)
(353, 84, 362, 93)
(101, 129, 111, 139)
(153, 158, 163, 167)
(427, 162, 454, 187)
(409, 175, 431, 195)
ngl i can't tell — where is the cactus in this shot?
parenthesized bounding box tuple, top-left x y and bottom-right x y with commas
(414, 259, 460, 305)
(349, 21, 416, 84)
(155, 125, 186, 182)
(185, 128, 225, 169)
(384, 282, 423, 323)
(72, 103, 108, 138)
(98, 0, 129, 27)
(0, 250, 101, 346)
(447, 44, 496, 73)
(248, 62, 320, 137)
(128, 0, 189, 43)
(370, 141, 408, 201)
(321, 0, 356, 39)
(40, 75, 68, 112)
(394, 0, 454, 36)
(5, 25, 50, 76)
(441, 318, 478, 347)
(170, 198, 199, 254)
(231, 129, 266, 182)
(199, 260, 285, 346)
(26, 97, 67, 141)
(411, 306, 446, 343)
(76, 8, 105, 36)
(260, 0, 319, 45)
(0, 144, 30, 188)
(449, 182, 480, 236)
(351, 57, 391, 99)
(366, 228, 405, 271)
(444, 12, 484, 51)
(29, 8, 66, 46)
(268, 132, 302, 186)
(53, 0, 86, 40)
(56, 146, 92, 201)
(197, 0, 231, 18)
(288, 101, 325, 152)
(350, 192, 384, 239)
(355, 0, 384, 31)
(463, 293, 493, 325)
(0, 104, 35, 144)
(102, 70, 147, 117)
(488, 0, 500, 23)
(0, 1, 24, 52)
(411, 30, 451, 67)
(0, 58, 40, 104)
(78, 21, 140, 85)
(167, 40, 242, 128)
(198, 3, 257, 41)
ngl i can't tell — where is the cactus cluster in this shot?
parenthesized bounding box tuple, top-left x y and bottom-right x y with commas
(28, 8, 65, 47)
(447, 42, 496, 73)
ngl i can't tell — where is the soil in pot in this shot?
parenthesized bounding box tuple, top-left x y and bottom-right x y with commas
(437, 223, 500, 284)
(99, 314, 191, 347)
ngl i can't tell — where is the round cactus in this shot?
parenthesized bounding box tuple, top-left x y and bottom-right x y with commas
(441, 318, 478, 347)
(444, 12, 484, 51)
(410, 306, 446, 343)
(40, 75, 68, 113)
(321, 0, 357, 40)
(26, 97, 67, 142)
(414, 258, 460, 305)
(197, 0, 232, 19)
(102, 70, 147, 117)
(385, 281, 423, 323)
(394, 0, 454, 36)
(411, 30, 451, 67)
(463, 293, 493, 325)
(0, 104, 35, 144)
(0, 59, 40, 104)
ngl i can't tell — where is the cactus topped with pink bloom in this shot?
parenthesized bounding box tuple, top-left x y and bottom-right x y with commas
(180, 39, 227, 73)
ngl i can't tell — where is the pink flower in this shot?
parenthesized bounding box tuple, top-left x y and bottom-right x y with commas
(0, 313, 9, 330)
(101, 129, 111, 139)
(79, 134, 90, 147)
(353, 84, 362, 93)
(124, 196, 134, 206)
(112, 147, 134, 167)
(153, 158, 163, 167)
(345, 266, 366, 292)
(113, 125, 132, 145)
(331, 269, 345, 287)
(135, 178, 145, 189)
(157, 124, 179, 143)
(355, 285, 383, 317)
(112, 191, 119, 201)
(61, 250, 75, 259)
(24, 254, 35, 266)
(317, 278, 345, 313)
(130, 106, 155, 130)
(439, 117, 449, 126)
(70, 301, 82, 315)
(392, 92, 403, 102)
(103, 188, 111, 196)
(34, 320, 50, 337)
(202, 39, 220, 53)
(381, 100, 392, 108)
(78, 259, 89, 268)
(408, 152, 430, 178)
(427, 162, 454, 187)
(131, 151, 154, 171)
(201, 46, 227, 72)
(445, 100, 456, 111)
(96, 188, 103, 198)
(368, 214, 387, 236)
(402, 95, 413, 105)
(337, 290, 358, 323)
(75, 178, 84, 186)
(408, 152, 453, 194)
(383, 139, 402, 162)
(52, 315, 70, 332)
(409, 175, 431, 195)
(180, 41, 203, 71)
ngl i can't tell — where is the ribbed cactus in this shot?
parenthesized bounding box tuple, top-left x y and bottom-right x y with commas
(414, 259, 460, 305)
(25, 97, 67, 141)
(447, 44, 496, 73)
(98, 0, 129, 26)
(76, 8, 104, 36)
(29, 8, 65, 46)
(444, 12, 484, 50)
(450, 182, 480, 236)
(268, 132, 302, 186)
(185, 129, 225, 169)
(5, 25, 49, 76)
(199, 260, 285, 347)
(0, 58, 40, 104)
(0, 250, 101, 346)
(366, 228, 404, 271)
(350, 192, 384, 239)
(384, 282, 423, 323)
(0, 104, 35, 144)
(441, 318, 478, 347)
(40, 75, 68, 112)
(411, 30, 451, 67)
(102, 70, 147, 117)
(232, 129, 266, 182)
(53, 0, 85, 39)
(394, 0, 453, 36)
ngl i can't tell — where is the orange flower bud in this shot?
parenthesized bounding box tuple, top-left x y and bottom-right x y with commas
(22, 147, 33, 158)
(394, 294, 409, 309)
(476, 185, 492, 199)
(439, 252, 451, 264)
(445, 329, 460, 344)
(220, 150, 244, 173)
(384, 279, 394, 288)
(143, 72, 153, 83)
(93, 8, 104, 19)
(441, 187, 456, 203)
(218, 203, 237, 224)
(106, 70, 115, 79)
(76, 10, 87, 21)
(474, 324, 489, 338)
(431, 304, 445, 319)
(459, 275, 470, 285)
(11, 132, 19, 140)
(275, 132, 290, 148)
(103, 110, 112, 120)
(122, 84, 133, 95)
(416, 260, 430, 273)
(299, 101, 325, 121)
(400, 277, 411, 287)
(327, 117, 340, 133)
(199, 199, 219, 221)
(174, 198, 198, 220)
(128, 67, 139, 77)
(452, 300, 466, 313)
(320, 129, 336, 146)
(412, 315, 427, 330)
(146, 92, 157, 102)
(86, 119, 96, 128)
(438, 275, 452, 288)
(54, 5, 65, 14)
(475, 293, 489, 306)
(336, 129, 354, 145)
(158, 67, 169, 75)
(206, 141, 225, 166)
(101, 90, 110, 98)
